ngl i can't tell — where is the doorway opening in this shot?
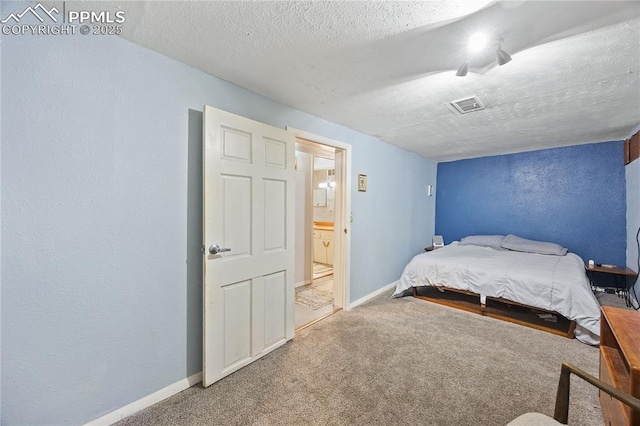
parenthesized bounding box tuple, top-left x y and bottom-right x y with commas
(290, 129, 351, 330)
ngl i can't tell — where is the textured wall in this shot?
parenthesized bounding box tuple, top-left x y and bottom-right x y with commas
(436, 142, 626, 265)
(0, 13, 436, 426)
(0, 17, 3, 423)
(626, 159, 640, 307)
(625, 124, 640, 307)
(627, 159, 640, 271)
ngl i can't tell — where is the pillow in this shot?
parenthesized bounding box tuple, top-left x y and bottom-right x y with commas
(458, 235, 506, 250)
(500, 234, 567, 256)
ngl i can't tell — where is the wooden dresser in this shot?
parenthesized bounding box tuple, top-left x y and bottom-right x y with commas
(600, 306, 640, 426)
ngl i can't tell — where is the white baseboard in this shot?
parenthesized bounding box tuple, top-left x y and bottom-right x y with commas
(83, 284, 395, 425)
(348, 280, 398, 310)
(295, 279, 312, 288)
(84, 372, 202, 426)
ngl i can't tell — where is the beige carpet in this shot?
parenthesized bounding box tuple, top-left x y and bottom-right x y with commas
(117, 291, 603, 426)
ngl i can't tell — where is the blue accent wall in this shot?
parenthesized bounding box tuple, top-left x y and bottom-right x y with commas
(435, 142, 626, 265)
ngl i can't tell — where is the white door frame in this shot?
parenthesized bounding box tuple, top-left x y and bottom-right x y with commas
(287, 127, 352, 310)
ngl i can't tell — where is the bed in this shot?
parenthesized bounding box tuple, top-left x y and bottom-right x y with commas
(393, 238, 601, 345)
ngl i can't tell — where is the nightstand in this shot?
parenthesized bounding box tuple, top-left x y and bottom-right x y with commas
(585, 263, 637, 306)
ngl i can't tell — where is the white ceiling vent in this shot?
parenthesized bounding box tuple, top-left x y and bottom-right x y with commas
(450, 96, 485, 114)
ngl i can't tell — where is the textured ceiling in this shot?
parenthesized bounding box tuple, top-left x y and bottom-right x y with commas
(114, 0, 639, 161)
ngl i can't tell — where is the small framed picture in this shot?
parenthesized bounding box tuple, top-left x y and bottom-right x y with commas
(358, 174, 367, 192)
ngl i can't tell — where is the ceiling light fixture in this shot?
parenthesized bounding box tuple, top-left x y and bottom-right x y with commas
(496, 47, 512, 66)
(456, 34, 512, 77)
(468, 32, 487, 52)
(456, 61, 469, 77)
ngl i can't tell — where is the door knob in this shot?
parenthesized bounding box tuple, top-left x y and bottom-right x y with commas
(209, 244, 231, 255)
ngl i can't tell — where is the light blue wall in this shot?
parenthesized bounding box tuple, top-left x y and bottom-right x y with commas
(0, 15, 3, 424)
(627, 160, 640, 270)
(436, 142, 627, 266)
(625, 124, 640, 307)
(0, 9, 437, 426)
(351, 142, 436, 298)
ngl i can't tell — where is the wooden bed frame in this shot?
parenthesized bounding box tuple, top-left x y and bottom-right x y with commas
(412, 286, 577, 339)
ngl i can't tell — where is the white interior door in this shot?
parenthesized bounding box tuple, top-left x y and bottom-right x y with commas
(202, 105, 295, 387)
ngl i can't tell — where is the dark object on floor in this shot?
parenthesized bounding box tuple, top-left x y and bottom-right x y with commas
(585, 263, 637, 308)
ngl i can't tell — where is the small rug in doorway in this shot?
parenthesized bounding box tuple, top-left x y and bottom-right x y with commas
(296, 282, 333, 310)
